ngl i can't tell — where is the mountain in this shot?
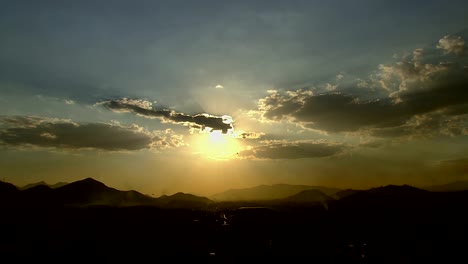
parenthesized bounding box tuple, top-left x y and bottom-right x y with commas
(282, 190, 334, 203)
(331, 184, 433, 210)
(424, 181, 468, 192)
(367, 184, 429, 196)
(1, 178, 213, 208)
(20, 185, 56, 206)
(0, 181, 20, 206)
(53, 178, 155, 206)
(155, 192, 213, 208)
(20, 181, 68, 190)
(333, 189, 362, 199)
(0, 181, 18, 194)
(211, 184, 341, 201)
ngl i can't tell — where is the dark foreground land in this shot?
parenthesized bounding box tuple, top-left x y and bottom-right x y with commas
(1, 182, 468, 262)
(1, 203, 467, 262)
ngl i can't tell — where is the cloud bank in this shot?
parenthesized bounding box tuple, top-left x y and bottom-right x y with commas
(0, 116, 184, 151)
(253, 35, 468, 138)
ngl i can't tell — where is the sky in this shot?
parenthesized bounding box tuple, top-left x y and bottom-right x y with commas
(1, 0, 467, 196)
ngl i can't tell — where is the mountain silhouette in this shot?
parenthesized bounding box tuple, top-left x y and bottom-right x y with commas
(155, 192, 213, 208)
(331, 184, 434, 210)
(282, 189, 334, 203)
(211, 184, 341, 201)
(367, 184, 429, 195)
(20, 181, 68, 190)
(0, 178, 213, 208)
(0, 181, 18, 194)
(333, 189, 362, 199)
(0, 181, 20, 207)
(52, 178, 156, 206)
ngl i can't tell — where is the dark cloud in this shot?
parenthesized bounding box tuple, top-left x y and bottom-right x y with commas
(0, 116, 183, 151)
(100, 98, 233, 134)
(239, 140, 345, 159)
(254, 35, 468, 137)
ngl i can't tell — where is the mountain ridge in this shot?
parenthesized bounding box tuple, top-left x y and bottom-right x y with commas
(20, 181, 69, 190)
(210, 183, 341, 201)
(1, 178, 213, 208)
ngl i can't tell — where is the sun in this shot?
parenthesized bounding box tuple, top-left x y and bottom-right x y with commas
(192, 131, 241, 160)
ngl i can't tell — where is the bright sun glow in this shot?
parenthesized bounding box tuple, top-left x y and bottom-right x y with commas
(193, 131, 242, 160)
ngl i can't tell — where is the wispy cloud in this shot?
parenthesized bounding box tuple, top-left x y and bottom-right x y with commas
(239, 140, 346, 159)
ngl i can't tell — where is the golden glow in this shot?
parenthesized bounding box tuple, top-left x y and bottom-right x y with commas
(192, 131, 242, 160)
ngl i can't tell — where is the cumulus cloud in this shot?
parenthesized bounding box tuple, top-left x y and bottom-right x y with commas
(0, 116, 184, 151)
(99, 98, 233, 134)
(253, 35, 468, 138)
(239, 140, 345, 159)
(215, 84, 224, 89)
(437, 35, 465, 56)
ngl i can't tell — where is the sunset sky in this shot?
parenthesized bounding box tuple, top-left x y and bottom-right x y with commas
(1, 0, 467, 196)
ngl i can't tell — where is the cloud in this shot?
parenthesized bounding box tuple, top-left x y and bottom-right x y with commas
(215, 84, 224, 89)
(234, 131, 265, 139)
(256, 91, 402, 132)
(370, 110, 468, 139)
(239, 140, 345, 159)
(253, 35, 468, 138)
(0, 116, 184, 151)
(437, 35, 465, 56)
(99, 98, 233, 134)
(325, 83, 337, 91)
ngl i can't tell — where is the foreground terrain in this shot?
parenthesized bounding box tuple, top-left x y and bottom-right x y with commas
(1, 179, 467, 262)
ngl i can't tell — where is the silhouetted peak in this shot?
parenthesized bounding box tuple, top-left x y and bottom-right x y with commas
(81, 177, 102, 183)
(21, 181, 68, 190)
(334, 189, 362, 199)
(369, 184, 427, 195)
(74, 178, 107, 187)
(156, 192, 213, 207)
(55, 178, 112, 194)
(23, 184, 52, 192)
(20, 181, 48, 190)
(0, 181, 18, 192)
(283, 189, 333, 202)
(211, 184, 341, 201)
(166, 192, 210, 201)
